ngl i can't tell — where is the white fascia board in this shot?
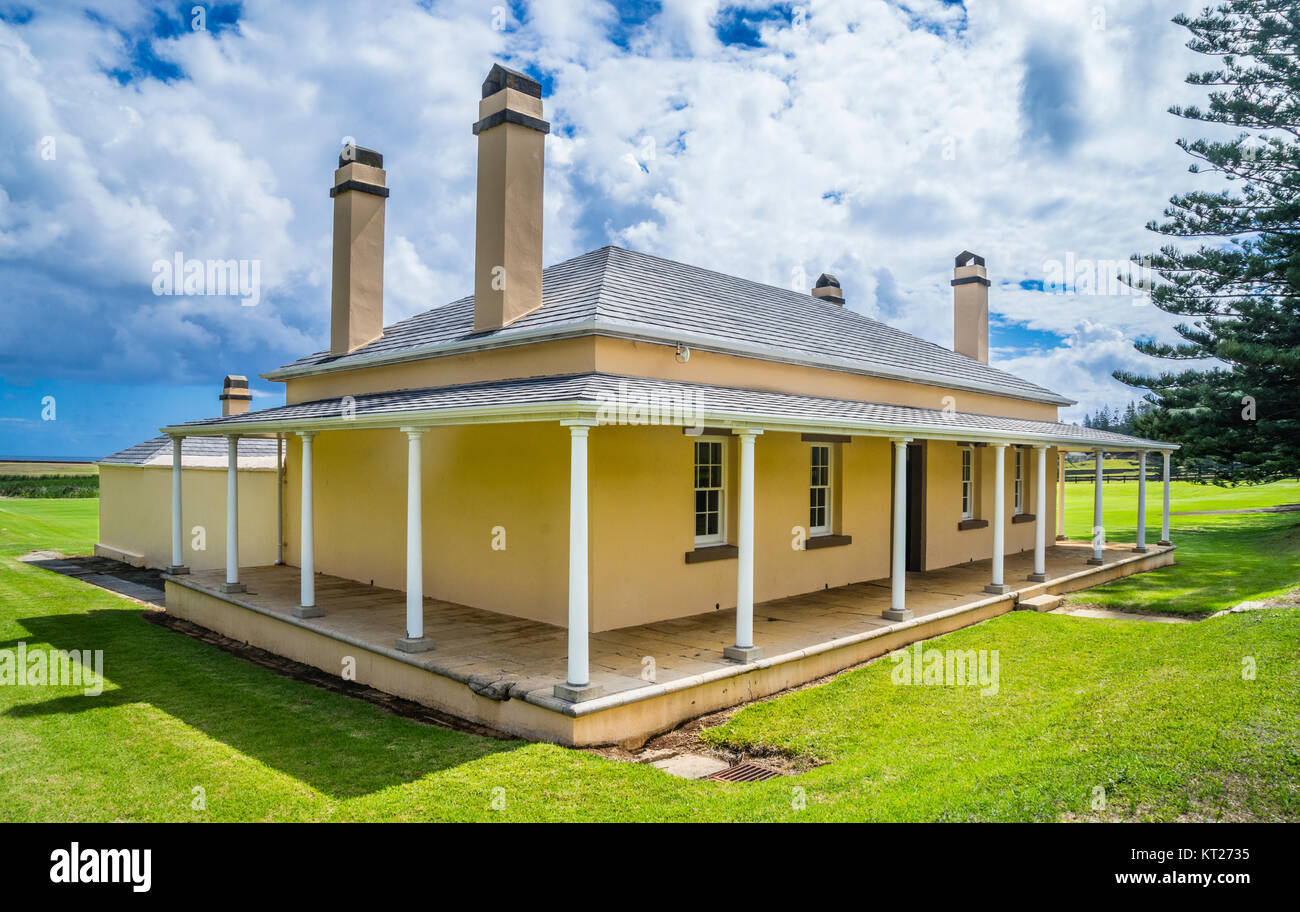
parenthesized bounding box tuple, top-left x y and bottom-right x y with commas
(162, 400, 1176, 451)
(261, 320, 1076, 408)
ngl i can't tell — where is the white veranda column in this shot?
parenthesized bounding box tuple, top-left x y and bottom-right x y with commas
(1056, 450, 1067, 540)
(1029, 444, 1048, 582)
(1087, 447, 1106, 564)
(883, 438, 914, 620)
(555, 420, 602, 701)
(169, 436, 188, 573)
(725, 429, 765, 661)
(985, 442, 1010, 594)
(1134, 449, 1149, 553)
(293, 432, 323, 618)
(396, 428, 434, 652)
(1159, 450, 1172, 545)
(221, 434, 245, 593)
(275, 433, 284, 565)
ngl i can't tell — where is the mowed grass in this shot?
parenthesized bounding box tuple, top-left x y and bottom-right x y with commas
(0, 462, 98, 477)
(0, 494, 1297, 821)
(1062, 478, 1300, 615)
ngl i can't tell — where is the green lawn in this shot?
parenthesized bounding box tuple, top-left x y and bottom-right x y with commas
(1062, 478, 1300, 615)
(0, 494, 1296, 821)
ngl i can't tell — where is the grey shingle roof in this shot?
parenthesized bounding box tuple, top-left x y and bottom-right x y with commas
(166, 373, 1173, 450)
(266, 246, 1073, 406)
(100, 435, 280, 467)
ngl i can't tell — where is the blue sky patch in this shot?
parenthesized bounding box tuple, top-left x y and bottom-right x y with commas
(713, 3, 795, 48)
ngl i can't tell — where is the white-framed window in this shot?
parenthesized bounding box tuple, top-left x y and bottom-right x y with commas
(809, 444, 832, 535)
(961, 446, 974, 520)
(1014, 447, 1024, 514)
(693, 437, 727, 546)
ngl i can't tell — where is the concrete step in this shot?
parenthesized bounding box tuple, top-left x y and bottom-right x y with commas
(1018, 594, 1062, 613)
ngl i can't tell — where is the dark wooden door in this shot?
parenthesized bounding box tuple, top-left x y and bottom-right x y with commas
(905, 443, 925, 571)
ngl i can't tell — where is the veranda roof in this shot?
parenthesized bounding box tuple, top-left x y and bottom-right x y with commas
(163, 372, 1176, 452)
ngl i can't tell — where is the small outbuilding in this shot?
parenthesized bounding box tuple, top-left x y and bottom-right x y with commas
(96, 377, 282, 572)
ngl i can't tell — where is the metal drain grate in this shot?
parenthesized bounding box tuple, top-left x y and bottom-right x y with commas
(708, 762, 780, 783)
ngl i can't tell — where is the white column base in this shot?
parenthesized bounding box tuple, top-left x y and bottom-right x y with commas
(881, 608, 913, 622)
(395, 636, 435, 653)
(292, 605, 324, 619)
(1027, 572, 1047, 583)
(553, 681, 605, 702)
(723, 644, 764, 663)
(220, 582, 246, 594)
(984, 583, 1011, 595)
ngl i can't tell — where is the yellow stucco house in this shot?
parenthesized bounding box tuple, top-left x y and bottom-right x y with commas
(138, 64, 1178, 746)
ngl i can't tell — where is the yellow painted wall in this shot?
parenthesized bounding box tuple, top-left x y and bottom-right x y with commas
(280, 423, 907, 632)
(283, 337, 595, 404)
(282, 335, 1060, 423)
(589, 427, 892, 629)
(592, 337, 1062, 421)
(282, 424, 571, 626)
(97, 464, 278, 571)
(922, 441, 1058, 570)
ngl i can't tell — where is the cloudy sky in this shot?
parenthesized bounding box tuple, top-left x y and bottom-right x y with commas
(0, 0, 1226, 458)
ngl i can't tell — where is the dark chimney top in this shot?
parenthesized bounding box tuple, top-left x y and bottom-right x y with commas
(481, 63, 542, 99)
(338, 145, 383, 169)
(954, 250, 985, 268)
(811, 273, 845, 306)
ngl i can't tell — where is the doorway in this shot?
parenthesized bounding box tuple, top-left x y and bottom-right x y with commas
(905, 442, 925, 571)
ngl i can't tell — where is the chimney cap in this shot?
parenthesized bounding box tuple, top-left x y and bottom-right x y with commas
(339, 145, 383, 169)
(220, 374, 251, 401)
(814, 273, 841, 289)
(955, 250, 985, 268)
(482, 63, 542, 99)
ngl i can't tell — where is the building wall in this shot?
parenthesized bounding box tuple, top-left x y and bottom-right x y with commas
(922, 441, 1059, 571)
(276, 423, 1058, 632)
(97, 464, 278, 571)
(281, 335, 1061, 423)
(283, 337, 596, 404)
(282, 424, 571, 626)
(589, 427, 893, 629)
(591, 337, 1061, 421)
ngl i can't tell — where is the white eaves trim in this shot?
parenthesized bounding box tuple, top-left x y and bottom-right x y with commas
(161, 400, 1176, 452)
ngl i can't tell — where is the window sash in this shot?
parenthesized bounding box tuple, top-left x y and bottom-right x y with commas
(694, 438, 726, 546)
(1014, 448, 1024, 513)
(810, 444, 832, 535)
(961, 447, 974, 520)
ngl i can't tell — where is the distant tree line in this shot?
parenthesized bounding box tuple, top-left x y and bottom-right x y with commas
(1079, 401, 1156, 435)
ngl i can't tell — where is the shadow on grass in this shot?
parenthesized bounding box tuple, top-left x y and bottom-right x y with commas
(2, 607, 521, 799)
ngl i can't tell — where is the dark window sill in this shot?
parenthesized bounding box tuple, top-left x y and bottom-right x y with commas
(1012, 513, 1036, 524)
(685, 544, 737, 564)
(957, 519, 989, 531)
(805, 534, 852, 550)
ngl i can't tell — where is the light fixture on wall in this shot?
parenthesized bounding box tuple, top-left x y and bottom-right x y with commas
(675, 343, 691, 363)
